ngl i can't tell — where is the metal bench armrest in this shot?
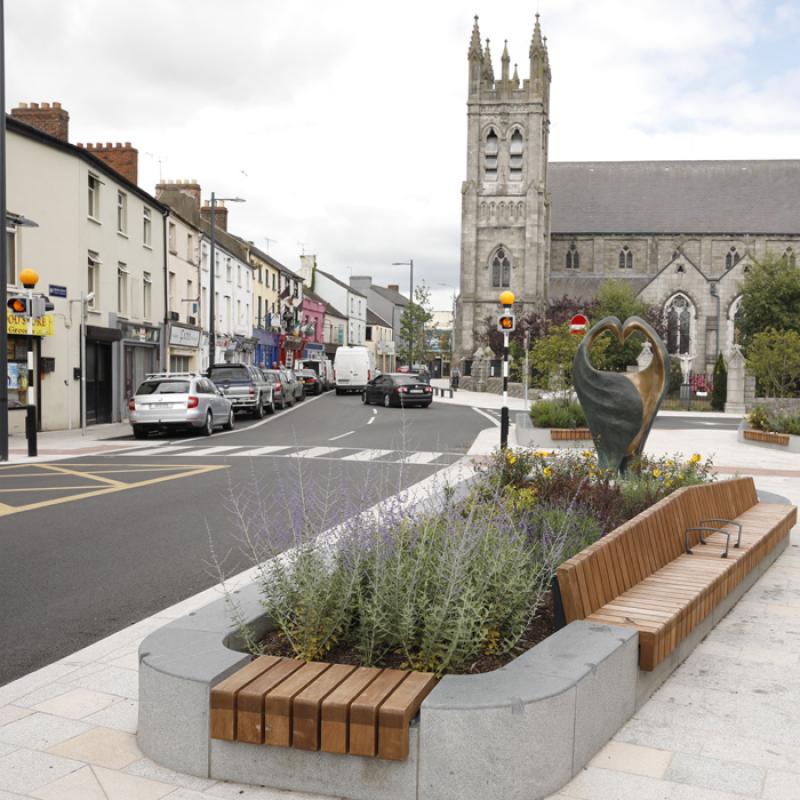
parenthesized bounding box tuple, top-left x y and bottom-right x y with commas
(700, 518, 743, 548)
(685, 527, 732, 558)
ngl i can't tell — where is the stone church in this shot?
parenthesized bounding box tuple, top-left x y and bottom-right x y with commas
(454, 15, 800, 376)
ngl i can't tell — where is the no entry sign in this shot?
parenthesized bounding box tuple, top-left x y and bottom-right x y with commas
(570, 313, 588, 335)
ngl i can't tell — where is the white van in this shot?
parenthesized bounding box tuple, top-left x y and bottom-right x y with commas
(333, 346, 375, 395)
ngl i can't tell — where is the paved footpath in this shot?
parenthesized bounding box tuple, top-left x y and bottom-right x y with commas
(1, 400, 799, 798)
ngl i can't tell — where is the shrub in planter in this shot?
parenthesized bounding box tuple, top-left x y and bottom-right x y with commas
(530, 399, 586, 429)
(748, 405, 771, 432)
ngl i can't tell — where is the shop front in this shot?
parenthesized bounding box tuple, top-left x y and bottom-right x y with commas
(6, 311, 53, 432)
(119, 321, 161, 419)
(167, 323, 202, 373)
(254, 329, 280, 369)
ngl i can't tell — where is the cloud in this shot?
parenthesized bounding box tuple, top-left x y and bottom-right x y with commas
(6, 0, 798, 304)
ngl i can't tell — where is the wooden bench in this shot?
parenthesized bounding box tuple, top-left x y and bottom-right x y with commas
(210, 657, 437, 761)
(556, 477, 797, 671)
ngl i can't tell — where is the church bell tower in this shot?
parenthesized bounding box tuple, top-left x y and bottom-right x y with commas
(455, 14, 552, 365)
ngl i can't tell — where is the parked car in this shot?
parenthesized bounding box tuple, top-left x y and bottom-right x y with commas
(261, 369, 291, 409)
(206, 364, 273, 418)
(362, 373, 434, 408)
(128, 373, 234, 438)
(283, 368, 305, 403)
(297, 359, 333, 391)
(296, 368, 322, 395)
(334, 345, 374, 394)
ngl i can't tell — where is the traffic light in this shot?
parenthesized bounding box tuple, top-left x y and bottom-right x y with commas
(30, 296, 55, 317)
(7, 295, 31, 317)
(498, 312, 516, 332)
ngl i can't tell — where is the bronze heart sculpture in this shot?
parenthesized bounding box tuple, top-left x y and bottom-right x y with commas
(572, 316, 669, 474)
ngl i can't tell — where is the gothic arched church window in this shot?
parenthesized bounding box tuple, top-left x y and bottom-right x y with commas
(725, 247, 741, 270)
(509, 129, 524, 181)
(566, 244, 580, 270)
(484, 129, 498, 182)
(619, 245, 633, 270)
(665, 294, 692, 355)
(491, 247, 512, 287)
(784, 247, 796, 268)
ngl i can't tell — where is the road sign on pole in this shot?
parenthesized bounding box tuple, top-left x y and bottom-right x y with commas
(570, 313, 588, 335)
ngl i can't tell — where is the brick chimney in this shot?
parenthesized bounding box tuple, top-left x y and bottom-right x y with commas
(155, 179, 201, 209)
(200, 200, 228, 232)
(387, 284, 400, 292)
(11, 101, 69, 142)
(77, 142, 138, 185)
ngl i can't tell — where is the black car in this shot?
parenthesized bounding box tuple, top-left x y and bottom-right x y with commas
(296, 368, 322, 395)
(362, 373, 433, 408)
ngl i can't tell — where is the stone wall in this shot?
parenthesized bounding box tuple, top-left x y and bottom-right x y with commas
(458, 375, 531, 399)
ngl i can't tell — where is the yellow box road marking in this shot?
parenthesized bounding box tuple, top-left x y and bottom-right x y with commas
(0, 485, 101, 493)
(0, 464, 227, 517)
(37, 463, 127, 488)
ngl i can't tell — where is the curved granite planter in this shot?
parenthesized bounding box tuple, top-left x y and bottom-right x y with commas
(514, 412, 593, 451)
(137, 479, 791, 800)
(738, 420, 800, 452)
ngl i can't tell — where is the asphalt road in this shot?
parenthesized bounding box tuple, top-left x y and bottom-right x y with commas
(0, 393, 488, 686)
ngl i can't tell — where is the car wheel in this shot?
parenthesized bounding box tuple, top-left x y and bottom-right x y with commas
(266, 401, 275, 415)
(223, 408, 235, 431)
(335, 388, 342, 396)
(254, 397, 266, 419)
(133, 425, 148, 440)
(362, 392, 369, 405)
(383, 393, 391, 408)
(202, 412, 214, 436)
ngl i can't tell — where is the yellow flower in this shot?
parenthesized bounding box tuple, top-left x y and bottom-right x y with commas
(652, 468, 662, 478)
(665, 479, 673, 488)
(543, 467, 553, 478)
(582, 450, 593, 459)
(690, 453, 701, 464)
(666, 459, 674, 467)
(508, 456, 517, 464)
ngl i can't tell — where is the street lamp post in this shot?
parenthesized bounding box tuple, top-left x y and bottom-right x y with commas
(207, 192, 245, 369)
(392, 259, 414, 365)
(498, 291, 516, 449)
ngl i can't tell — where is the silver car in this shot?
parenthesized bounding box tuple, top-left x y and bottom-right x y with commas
(128, 373, 234, 439)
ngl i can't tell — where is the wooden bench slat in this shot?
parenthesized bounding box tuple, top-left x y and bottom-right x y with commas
(210, 655, 283, 741)
(293, 663, 357, 752)
(320, 666, 382, 755)
(349, 669, 409, 757)
(378, 671, 438, 761)
(265, 661, 332, 747)
(236, 658, 305, 744)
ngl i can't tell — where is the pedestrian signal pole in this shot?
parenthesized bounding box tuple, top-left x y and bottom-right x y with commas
(498, 290, 516, 449)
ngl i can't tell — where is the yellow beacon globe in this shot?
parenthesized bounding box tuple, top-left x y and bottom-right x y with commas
(19, 268, 39, 289)
(499, 290, 515, 307)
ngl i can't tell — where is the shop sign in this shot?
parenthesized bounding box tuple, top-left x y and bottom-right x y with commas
(169, 325, 201, 348)
(121, 323, 159, 343)
(6, 311, 54, 336)
(49, 284, 68, 298)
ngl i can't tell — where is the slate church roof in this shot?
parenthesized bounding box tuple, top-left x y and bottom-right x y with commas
(549, 160, 800, 235)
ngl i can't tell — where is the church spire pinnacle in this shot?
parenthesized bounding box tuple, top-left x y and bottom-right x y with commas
(468, 15, 482, 62)
(512, 62, 520, 88)
(501, 39, 510, 82)
(482, 38, 495, 84)
(529, 12, 549, 98)
(467, 15, 483, 98)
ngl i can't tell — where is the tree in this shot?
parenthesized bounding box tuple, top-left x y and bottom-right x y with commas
(398, 283, 434, 366)
(738, 253, 800, 350)
(589, 280, 665, 372)
(711, 353, 727, 410)
(529, 323, 600, 396)
(746, 329, 800, 399)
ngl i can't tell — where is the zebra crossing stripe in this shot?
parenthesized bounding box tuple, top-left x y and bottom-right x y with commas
(230, 445, 294, 456)
(340, 449, 395, 461)
(289, 447, 343, 458)
(126, 446, 194, 456)
(183, 445, 243, 457)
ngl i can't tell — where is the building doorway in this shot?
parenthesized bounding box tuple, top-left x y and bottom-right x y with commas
(86, 340, 113, 425)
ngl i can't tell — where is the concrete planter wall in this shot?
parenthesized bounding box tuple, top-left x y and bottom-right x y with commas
(738, 419, 800, 453)
(514, 412, 593, 450)
(137, 467, 791, 800)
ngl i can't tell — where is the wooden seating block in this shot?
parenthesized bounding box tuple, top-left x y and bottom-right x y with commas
(236, 658, 304, 744)
(293, 664, 357, 751)
(349, 669, 409, 757)
(265, 662, 332, 747)
(320, 666, 382, 755)
(378, 671, 437, 761)
(210, 656, 282, 741)
(557, 477, 797, 671)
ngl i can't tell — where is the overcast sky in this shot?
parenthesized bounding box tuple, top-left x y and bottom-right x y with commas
(7, 0, 800, 310)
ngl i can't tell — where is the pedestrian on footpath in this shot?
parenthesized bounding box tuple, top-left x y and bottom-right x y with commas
(451, 367, 460, 390)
